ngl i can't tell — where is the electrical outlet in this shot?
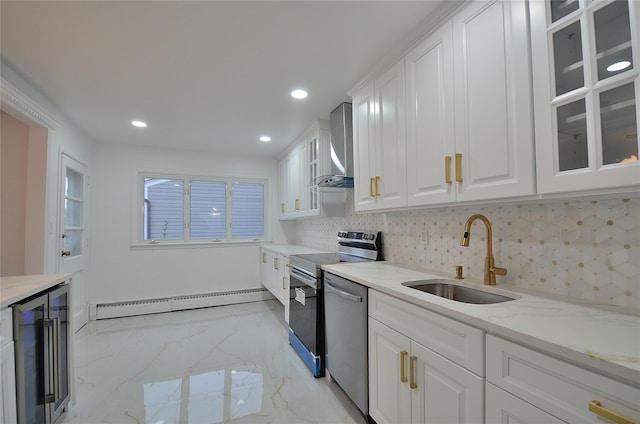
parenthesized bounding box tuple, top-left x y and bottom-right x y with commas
(420, 230, 429, 245)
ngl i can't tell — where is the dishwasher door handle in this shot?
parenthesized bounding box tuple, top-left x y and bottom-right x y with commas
(325, 282, 362, 302)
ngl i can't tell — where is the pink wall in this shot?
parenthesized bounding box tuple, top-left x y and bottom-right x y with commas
(1, 111, 29, 276)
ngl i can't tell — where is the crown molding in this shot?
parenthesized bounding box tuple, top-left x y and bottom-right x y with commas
(1, 77, 62, 130)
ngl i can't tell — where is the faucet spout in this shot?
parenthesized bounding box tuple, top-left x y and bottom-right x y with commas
(460, 214, 506, 285)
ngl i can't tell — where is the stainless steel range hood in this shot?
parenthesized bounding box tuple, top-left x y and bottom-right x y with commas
(318, 102, 353, 188)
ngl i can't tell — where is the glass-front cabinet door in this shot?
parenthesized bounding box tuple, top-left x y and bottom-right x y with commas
(530, 0, 639, 194)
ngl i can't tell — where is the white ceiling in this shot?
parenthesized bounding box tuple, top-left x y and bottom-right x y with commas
(1, 1, 453, 158)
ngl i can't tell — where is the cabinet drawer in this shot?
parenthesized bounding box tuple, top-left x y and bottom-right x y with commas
(486, 334, 640, 423)
(369, 290, 484, 375)
(486, 382, 564, 423)
(0, 308, 12, 348)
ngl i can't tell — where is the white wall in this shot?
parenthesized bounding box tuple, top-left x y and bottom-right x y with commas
(90, 141, 295, 304)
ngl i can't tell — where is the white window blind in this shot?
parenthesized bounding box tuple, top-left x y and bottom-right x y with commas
(140, 173, 266, 243)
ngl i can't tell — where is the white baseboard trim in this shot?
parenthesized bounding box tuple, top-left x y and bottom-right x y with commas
(89, 287, 275, 320)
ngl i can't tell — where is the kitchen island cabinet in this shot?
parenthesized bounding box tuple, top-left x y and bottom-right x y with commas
(0, 274, 72, 424)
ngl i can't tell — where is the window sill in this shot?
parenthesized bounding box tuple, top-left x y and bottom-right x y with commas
(129, 239, 272, 250)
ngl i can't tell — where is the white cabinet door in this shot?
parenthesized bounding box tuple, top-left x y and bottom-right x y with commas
(277, 158, 288, 219)
(0, 341, 17, 424)
(452, 0, 535, 202)
(287, 144, 305, 217)
(406, 21, 456, 206)
(374, 60, 408, 209)
(530, 0, 640, 194)
(352, 82, 378, 211)
(411, 340, 483, 424)
(486, 382, 564, 424)
(369, 318, 412, 424)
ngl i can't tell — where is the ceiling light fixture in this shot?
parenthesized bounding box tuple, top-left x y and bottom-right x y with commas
(291, 89, 308, 99)
(131, 120, 147, 128)
(606, 61, 631, 72)
(259, 136, 272, 142)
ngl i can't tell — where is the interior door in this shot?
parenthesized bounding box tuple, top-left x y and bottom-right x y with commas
(59, 154, 89, 332)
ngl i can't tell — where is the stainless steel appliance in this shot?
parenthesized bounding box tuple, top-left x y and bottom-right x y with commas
(324, 272, 368, 415)
(317, 103, 354, 188)
(13, 284, 70, 424)
(288, 231, 382, 379)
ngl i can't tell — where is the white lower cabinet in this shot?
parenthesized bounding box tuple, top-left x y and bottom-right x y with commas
(485, 382, 563, 424)
(486, 334, 640, 424)
(368, 290, 484, 424)
(259, 248, 291, 322)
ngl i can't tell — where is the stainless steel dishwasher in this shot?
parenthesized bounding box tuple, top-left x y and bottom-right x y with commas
(323, 271, 369, 416)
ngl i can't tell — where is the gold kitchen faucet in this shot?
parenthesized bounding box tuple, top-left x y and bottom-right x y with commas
(461, 214, 507, 285)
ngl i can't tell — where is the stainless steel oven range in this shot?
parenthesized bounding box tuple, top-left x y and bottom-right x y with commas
(287, 230, 382, 379)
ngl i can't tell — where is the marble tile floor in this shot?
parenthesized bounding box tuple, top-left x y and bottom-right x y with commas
(63, 300, 367, 424)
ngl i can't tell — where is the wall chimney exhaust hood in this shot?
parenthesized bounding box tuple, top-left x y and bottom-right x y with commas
(317, 102, 353, 188)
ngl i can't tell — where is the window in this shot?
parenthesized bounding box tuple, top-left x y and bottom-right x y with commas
(140, 173, 266, 243)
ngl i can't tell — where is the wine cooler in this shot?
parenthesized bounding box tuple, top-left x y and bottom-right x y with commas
(13, 284, 70, 424)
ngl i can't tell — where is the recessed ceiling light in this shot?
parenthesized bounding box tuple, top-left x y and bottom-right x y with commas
(131, 120, 147, 128)
(606, 61, 631, 72)
(259, 136, 272, 142)
(291, 89, 308, 99)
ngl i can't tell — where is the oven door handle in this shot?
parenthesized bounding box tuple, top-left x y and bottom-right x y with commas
(325, 282, 362, 303)
(290, 267, 318, 288)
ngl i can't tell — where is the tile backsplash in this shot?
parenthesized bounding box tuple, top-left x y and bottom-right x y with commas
(295, 193, 639, 309)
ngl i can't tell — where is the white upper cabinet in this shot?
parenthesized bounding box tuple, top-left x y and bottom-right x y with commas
(353, 61, 408, 212)
(530, 0, 640, 194)
(406, 22, 456, 206)
(278, 120, 341, 219)
(353, 82, 378, 211)
(451, 0, 535, 202)
(373, 60, 408, 209)
(356, 0, 535, 211)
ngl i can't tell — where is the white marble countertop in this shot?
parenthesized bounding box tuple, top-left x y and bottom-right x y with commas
(322, 261, 640, 388)
(260, 244, 331, 256)
(0, 274, 69, 309)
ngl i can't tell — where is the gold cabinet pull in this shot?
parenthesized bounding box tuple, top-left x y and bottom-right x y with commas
(375, 176, 381, 196)
(273, 257, 279, 270)
(295, 198, 300, 211)
(455, 153, 463, 182)
(370, 177, 375, 197)
(445, 156, 452, 184)
(281, 202, 285, 213)
(409, 355, 417, 389)
(262, 252, 266, 263)
(400, 350, 408, 383)
(589, 400, 638, 424)
(282, 276, 286, 290)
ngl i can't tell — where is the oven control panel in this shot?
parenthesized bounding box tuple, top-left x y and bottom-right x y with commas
(337, 230, 380, 243)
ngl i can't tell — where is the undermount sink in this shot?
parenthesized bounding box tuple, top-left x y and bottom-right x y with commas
(402, 279, 516, 304)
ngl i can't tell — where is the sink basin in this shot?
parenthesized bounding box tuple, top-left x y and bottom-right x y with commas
(402, 279, 516, 304)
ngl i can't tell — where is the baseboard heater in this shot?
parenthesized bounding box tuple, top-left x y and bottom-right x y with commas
(91, 287, 274, 320)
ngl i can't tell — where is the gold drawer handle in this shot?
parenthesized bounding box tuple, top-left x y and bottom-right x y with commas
(262, 252, 266, 263)
(445, 156, 452, 184)
(455, 153, 463, 183)
(369, 177, 375, 197)
(589, 400, 638, 424)
(273, 257, 279, 270)
(295, 198, 300, 211)
(409, 355, 417, 389)
(375, 176, 380, 196)
(281, 202, 285, 213)
(400, 350, 408, 383)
